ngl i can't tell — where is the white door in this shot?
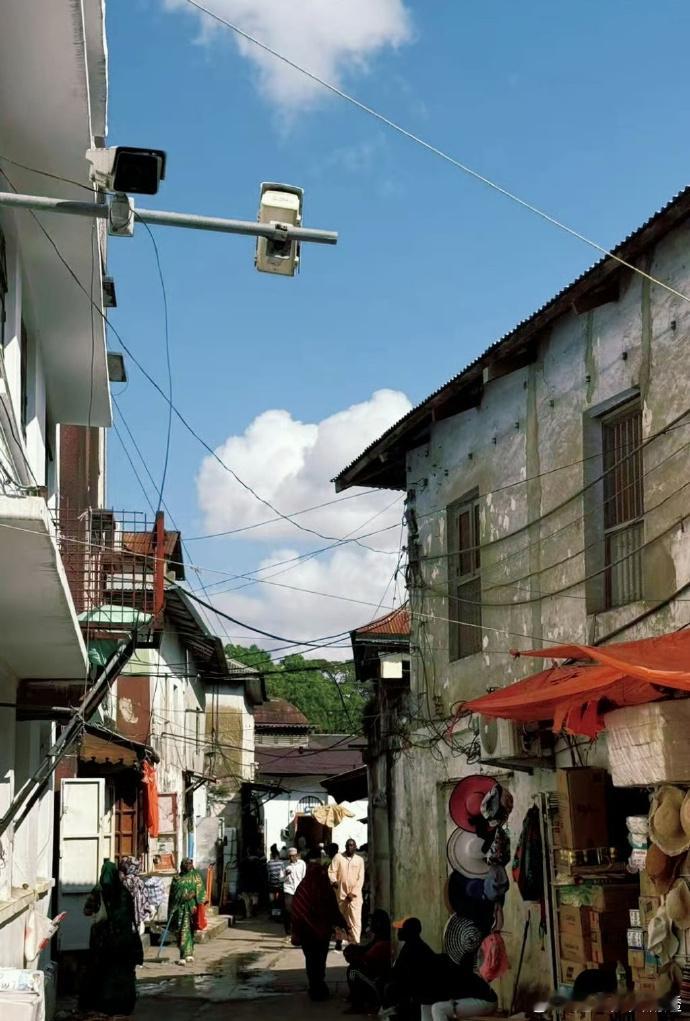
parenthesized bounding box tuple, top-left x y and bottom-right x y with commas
(57, 777, 106, 951)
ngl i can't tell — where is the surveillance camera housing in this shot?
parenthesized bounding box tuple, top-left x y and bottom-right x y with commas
(86, 146, 167, 195)
(255, 182, 303, 277)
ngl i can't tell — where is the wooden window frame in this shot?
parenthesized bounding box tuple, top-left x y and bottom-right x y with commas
(601, 400, 643, 609)
(447, 491, 482, 662)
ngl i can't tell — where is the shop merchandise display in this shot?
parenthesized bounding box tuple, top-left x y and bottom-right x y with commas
(445, 775, 515, 990)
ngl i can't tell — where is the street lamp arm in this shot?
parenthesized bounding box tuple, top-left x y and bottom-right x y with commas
(0, 191, 338, 245)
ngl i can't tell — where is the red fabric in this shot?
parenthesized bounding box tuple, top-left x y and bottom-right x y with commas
(193, 903, 207, 931)
(141, 761, 159, 838)
(462, 628, 690, 737)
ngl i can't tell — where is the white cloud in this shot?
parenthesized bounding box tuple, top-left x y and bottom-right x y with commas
(195, 388, 412, 656)
(196, 388, 412, 541)
(163, 0, 413, 109)
(211, 543, 405, 660)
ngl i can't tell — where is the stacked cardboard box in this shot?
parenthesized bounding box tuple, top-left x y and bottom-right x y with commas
(558, 888, 639, 987)
(627, 894, 663, 998)
(557, 768, 609, 850)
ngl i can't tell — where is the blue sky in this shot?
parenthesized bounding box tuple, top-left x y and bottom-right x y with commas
(105, 1, 690, 651)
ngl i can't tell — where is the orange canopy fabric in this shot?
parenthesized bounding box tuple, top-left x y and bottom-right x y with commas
(463, 628, 690, 738)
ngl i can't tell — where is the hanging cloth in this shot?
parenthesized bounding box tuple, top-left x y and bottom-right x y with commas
(141, 760, 159, 837)
(512, 805, 546, 939)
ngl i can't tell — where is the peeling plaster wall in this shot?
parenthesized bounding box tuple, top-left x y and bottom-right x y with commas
(392, 222, 690, 1007)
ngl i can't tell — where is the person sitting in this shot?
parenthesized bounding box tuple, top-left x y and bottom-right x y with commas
(571, 968, 617, 1003)
(422, 912, 497, 1021)
(344, 908, 392, 1012)
(382, 917, 438, 1020)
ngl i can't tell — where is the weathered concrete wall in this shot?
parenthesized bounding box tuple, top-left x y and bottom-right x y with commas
(392, 222, 690, 1006)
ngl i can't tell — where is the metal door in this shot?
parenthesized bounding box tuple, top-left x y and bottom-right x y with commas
(57, 777, 106, 951)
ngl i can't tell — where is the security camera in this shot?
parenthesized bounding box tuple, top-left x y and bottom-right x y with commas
(255, 182, 303, 277)
(86, 146, 167, 195)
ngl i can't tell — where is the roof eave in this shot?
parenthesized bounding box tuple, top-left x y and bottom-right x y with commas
(334, 185, 690, 492)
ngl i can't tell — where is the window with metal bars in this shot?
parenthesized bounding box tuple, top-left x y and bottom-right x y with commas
(447, 492, 482, 661)
(601, 401, 643, 608)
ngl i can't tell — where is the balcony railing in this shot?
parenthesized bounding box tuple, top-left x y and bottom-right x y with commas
(57, 508, 166, 625)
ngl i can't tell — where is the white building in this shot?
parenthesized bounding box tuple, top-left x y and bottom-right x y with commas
(254, 700, 366, 855)
(0, 0, 111, 993)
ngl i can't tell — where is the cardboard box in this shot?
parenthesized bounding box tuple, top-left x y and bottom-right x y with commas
(628, 948, 645, 969)
(591, 941, 627, 964)
(627, 928, 645, 948)
(586, 909, 630, 938)
(561, 959, 582, 985)
(638, 896, 660, 927)
(588, 885, 639, 912)
(629, 908, 641, 927)
(560, 905, 592, 937)
(560, 930, 592, 963)
(635, 975, 660, 998)
(557, 768, 609, 849)
(643, 951, 659, 974)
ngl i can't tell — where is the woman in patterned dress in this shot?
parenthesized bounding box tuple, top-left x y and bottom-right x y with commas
(168, 858, 206, 964)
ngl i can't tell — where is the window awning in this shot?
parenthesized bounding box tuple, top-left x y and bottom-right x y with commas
(461, 629, 690, 738)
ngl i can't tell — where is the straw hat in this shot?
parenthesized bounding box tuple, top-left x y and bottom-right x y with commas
(650, 786, 690, 856)
(646, 844, 681, 895)
(647, 905, 680, 967)
(667, 880, 690, 931)
(680, 791, 690, 841)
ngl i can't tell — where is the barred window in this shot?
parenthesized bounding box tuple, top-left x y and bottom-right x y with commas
(447, 493, 482, 661)
(602, 401, 643, 608)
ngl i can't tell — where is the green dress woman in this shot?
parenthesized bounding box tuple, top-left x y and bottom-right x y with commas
(80, 860, 144, 1016)
(168, 858, 206, 964)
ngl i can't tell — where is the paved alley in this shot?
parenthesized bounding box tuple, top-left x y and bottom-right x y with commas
(131, 918, 351, 1021)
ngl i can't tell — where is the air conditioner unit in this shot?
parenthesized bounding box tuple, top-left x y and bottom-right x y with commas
(474, 715, 553, 767)
(477, 716, 521, 760)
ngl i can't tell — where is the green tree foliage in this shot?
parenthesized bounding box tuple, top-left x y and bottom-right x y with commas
(225, 644, 367, 734)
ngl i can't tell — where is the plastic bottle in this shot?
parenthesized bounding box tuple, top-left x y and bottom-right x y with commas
(616, 960, 628, 995)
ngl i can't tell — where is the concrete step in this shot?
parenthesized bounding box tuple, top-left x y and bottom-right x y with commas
(194, 913, 231, 944)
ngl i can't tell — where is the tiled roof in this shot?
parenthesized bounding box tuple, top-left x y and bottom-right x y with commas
(334, 185, 690, 491)
(254, 698, 309, 730)
(353, 604, 410, 638)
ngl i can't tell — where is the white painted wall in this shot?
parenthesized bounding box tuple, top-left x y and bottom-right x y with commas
(262, 785, 368, 856)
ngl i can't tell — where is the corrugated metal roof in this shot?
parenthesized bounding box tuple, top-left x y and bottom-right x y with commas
(334, 185, 690, 490)
(353, 604, 410, 637)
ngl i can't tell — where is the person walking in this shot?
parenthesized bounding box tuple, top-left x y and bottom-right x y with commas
(79, 860, 144, 1017)
(290, 849, 349, 1001)
(328, 838, 365, 944)
(118, 856, 152, 934)
(282, 846, 306, 938)
(267, 846, 286, 921)
(168, 858, 206, 965)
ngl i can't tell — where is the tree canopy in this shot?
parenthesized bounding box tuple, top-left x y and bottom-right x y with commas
(225, 644, 367, 734)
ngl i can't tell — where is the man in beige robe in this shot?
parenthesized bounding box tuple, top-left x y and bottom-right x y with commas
(328, 838, 365, 944)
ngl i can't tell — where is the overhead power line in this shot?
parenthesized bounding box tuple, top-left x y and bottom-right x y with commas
(182, 0, 690, 307)
(0, 160, 390, 556)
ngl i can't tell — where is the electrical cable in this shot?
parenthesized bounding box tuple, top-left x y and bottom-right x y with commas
(134, 215, 173, 517)
(181, 0, 690, 307)
(0, 161, 391, 556)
